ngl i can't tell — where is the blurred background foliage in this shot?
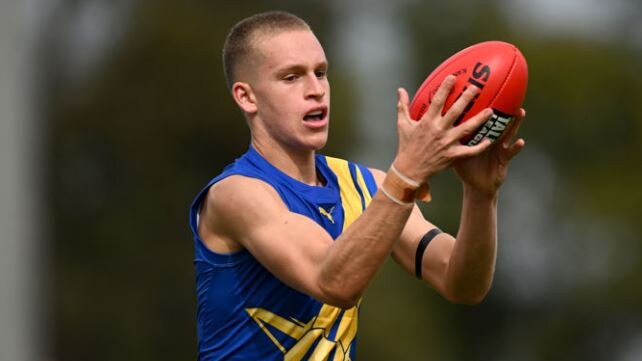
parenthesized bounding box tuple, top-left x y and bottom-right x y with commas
(41, 0, 642, 360)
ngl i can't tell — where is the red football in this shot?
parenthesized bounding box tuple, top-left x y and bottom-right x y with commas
(409, 40, 528, 145)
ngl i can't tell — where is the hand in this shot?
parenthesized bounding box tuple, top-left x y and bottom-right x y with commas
(453, 108, 526, 198)
(393, 75, 495, 182)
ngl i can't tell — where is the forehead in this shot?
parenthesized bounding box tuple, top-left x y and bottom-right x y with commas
(253, 30, 327, 71)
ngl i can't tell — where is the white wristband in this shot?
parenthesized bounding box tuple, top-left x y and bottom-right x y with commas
(390, 165, 421, 188)
(380, 185, 414, 206)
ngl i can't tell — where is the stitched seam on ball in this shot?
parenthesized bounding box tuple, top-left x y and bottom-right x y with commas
(488, 48, 518, 108)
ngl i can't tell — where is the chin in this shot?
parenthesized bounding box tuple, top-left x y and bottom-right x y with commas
(310, 134, 329, 151)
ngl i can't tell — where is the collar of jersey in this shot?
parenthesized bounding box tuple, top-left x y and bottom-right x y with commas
(245, 146, 339, 205)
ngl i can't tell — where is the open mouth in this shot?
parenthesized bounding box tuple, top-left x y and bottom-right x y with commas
(303, 108, 327, 122)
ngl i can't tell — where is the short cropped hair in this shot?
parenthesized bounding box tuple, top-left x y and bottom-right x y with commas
(222, 11, 311, 89)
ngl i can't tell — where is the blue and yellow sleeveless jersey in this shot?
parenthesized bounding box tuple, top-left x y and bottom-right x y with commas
(188, 146, 378, 361)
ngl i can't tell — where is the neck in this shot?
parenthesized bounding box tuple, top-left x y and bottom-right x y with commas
(251, 138, 320, 186)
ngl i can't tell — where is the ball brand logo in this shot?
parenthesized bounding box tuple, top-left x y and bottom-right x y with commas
(468, 62, 491, 88)
(466, 110, 512, 146)
(454, 61, 491, 126)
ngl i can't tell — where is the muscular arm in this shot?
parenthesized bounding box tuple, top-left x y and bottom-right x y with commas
(369, 169, 497, 305)
(445, 187, 498, 303)
(200, 174, 413, 309)
(198, 76, 496, 309)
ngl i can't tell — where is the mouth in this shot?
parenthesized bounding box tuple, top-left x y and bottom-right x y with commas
(302, 107, 329, 129)
(303, 107, 327, 121)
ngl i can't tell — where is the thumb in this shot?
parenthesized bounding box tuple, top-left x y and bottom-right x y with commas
(397, 88, 411, 122)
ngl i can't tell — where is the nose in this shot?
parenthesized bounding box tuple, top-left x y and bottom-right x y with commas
(305, 75, 326, 99)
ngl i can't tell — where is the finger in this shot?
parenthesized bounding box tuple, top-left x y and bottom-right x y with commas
(500, 108, 526, 145)
(442, 85, 481, 127)
(504, 138, 526, 161)
(425, 75, 457, 121)
(448, 108, 493, 143)
(397, 88, 410, 115)
(397, 88, 413, 126)
(454, 138, 493, 158)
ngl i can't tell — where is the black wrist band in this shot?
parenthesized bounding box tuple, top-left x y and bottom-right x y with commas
(415, 228, 442, 279)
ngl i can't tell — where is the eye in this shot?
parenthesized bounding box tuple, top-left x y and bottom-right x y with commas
(283, 74, 299, 82)
(315, 70, 327, 79)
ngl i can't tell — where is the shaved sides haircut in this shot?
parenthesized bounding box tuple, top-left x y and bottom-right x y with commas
(222, 11, 311, 89)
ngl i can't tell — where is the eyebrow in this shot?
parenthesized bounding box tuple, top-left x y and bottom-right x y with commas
(275, 61, 328, 76)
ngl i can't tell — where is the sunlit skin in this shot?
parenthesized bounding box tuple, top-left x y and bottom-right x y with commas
(232, 30, 331, 185)
(198, 27, 526, 308)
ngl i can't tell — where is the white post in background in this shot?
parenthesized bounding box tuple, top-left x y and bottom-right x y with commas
(0, 1, 42, 361)
(330, 0, 417, 169)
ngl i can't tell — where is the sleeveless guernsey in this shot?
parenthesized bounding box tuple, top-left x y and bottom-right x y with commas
(189, 147, 377, 361)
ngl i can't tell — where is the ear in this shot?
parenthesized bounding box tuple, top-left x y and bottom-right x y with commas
(231, 82, 258, 114)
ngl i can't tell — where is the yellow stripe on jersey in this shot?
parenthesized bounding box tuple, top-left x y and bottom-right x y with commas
(324, 157, 364, 230)
(246, 308, 307, 353)
(354, 165, 373, 205)
(248, 304, 358, 361)
(286, 304, 341, 360)
(331, 306, 358, 361)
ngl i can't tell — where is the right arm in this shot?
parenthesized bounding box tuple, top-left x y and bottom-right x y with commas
(200, 174, 414, 309)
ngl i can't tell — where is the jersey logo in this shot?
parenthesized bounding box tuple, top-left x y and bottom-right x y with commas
(318, 206, 335, 224)
(246, 303, 358, 360)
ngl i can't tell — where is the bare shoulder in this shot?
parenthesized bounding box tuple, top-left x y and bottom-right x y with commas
(208, 175, 282, 208)
(199, 175, 288, 253)
(205, 175, 288, 225)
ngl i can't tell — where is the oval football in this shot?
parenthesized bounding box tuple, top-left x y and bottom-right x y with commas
(409, 41, 528, 145)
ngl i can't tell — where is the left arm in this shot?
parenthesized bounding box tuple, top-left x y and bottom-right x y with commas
(382, 109, 527, 304)
(371, 171, 497, 305)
